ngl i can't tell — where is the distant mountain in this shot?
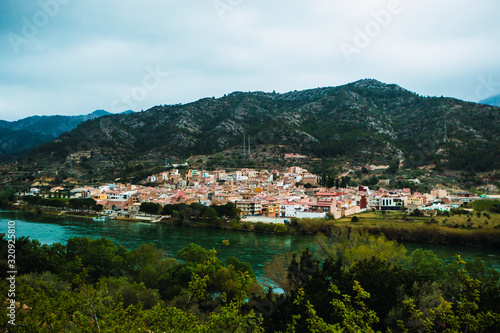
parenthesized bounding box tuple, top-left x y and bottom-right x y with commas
(0, 110, 129, 156)
(14, 80, 500, 181)
(480, 94, 500, 107)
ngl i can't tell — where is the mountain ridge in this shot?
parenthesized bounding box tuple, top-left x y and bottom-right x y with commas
(480, 94, 500, 107)
(8, 79, 500, 183)
(0, 110, 133, 156)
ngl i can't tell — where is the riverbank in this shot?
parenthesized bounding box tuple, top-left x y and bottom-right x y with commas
(157, 211, 500, 248)
(12, 204, 168, 223)
(10, 205, 500, 248)
(3, 210, 500, 280)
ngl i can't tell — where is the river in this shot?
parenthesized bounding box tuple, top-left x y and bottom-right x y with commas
(1, 211, 500, 284)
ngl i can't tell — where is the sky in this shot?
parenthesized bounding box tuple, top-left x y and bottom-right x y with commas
(1, 0, 500, 121)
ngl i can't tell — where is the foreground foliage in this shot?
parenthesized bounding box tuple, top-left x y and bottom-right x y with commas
(0, 230, 499, 332)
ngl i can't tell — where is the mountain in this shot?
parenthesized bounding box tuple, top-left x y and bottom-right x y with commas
(15, 80, 500, 181)
(480, 94, 500, 107)
(0, 110, 132, 156)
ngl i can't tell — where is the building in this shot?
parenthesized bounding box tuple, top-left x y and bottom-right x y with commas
(310, 198, 342, 219)
(262, 200, 280, 218)
(213, 170, 226, 181)
(380, 196, 406, 211)
(280, 201, 303, 218)
(236, 200, 262, 216)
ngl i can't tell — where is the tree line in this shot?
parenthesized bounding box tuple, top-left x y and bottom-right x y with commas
(140, 202, 241, 226)
(22, 195, 102, 211)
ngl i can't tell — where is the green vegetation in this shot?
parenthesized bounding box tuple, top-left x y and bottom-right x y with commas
(161, 202, 241, 226)
(22, 195, 98, 211)
(162, 206, 500, 248)
(1, 231, 499, 332)
(469, 199, 500, 213)
(0, 187, 15, 208)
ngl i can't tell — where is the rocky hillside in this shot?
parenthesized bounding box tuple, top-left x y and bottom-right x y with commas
(19, 80, 500, 177)
(0, 110, 112, 157)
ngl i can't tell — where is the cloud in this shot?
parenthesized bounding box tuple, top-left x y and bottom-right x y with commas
(0, 0, 499, 120)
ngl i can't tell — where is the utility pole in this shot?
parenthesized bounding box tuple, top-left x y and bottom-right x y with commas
(243, 132, 246, 157)
(248, 136, 251, 157)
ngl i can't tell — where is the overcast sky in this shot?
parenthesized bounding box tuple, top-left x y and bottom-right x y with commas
(1, 0, 499, 121)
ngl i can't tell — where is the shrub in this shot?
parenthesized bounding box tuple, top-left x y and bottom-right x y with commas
(229, 218, 240, 229)
(411, 209, 424, 217)
(273, 224, 288, 233)
(351, 216, 359, 222)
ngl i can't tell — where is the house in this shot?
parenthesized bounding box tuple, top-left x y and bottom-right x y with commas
(310, 198, 341, 219)
(213, 170, 226, 181)
(431, 189, 449, 199)
(187, 169, 199, 178)
(92, 193, 107, 201)
(296, 211, 326, 219)
(241, 168, 258, 178)
(70, 187, 89, 198)
(279, 201, 304, 218)
(28, 188, 40, 196)
(336, 198, 359, 217)
(314, 192, 343, 199)
(301, 173, 318, 185)
(235, 200, 262, 216)
(456, 191, 475, 198)
(262, 200, 280, 217)
(407, 192, 424, 206)
(380, 196, 406, 211)
(160, 171, 171, 182)
(357, 195, 368, 210)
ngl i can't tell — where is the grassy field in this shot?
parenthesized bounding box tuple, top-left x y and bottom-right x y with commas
(337, 210, 500, 230)
(325, 210, 500, 247)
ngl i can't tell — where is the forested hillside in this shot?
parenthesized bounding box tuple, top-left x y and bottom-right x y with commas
(11, 79, 500, 182)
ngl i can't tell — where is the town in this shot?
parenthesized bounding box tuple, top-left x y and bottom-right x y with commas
(22, 165, 487, 223)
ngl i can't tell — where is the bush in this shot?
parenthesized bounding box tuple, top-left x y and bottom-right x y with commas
(240, 222, 252, 230)
(411, 209, 424, 217)
(229, 218, 240, 229)
(351, 216, 359, 222)
(253, 222, 276, 233)
(273, 224, 289, 233)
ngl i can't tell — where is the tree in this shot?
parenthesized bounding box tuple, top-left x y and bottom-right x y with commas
(139, 202, 160, 215)
(290, 282, 380, 333)
(410, 249, 445, 282)
(402, 256, 500, 332)
(350, 257, 414, 326)
(387, 161, 399, 174)
(64, 236, 128, 283)
(202, 207, 220, 226)
(69, 198, 96, 210)
(162, 203, 177, 215)
(315, 229, 409, 268)
(176, 243, 211, 264)
(263, 252, 294, 293)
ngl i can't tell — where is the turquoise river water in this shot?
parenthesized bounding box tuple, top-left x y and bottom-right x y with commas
(1, 211, 499, 284)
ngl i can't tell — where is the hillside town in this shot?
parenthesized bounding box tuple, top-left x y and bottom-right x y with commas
(23, 166, 485, 222)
